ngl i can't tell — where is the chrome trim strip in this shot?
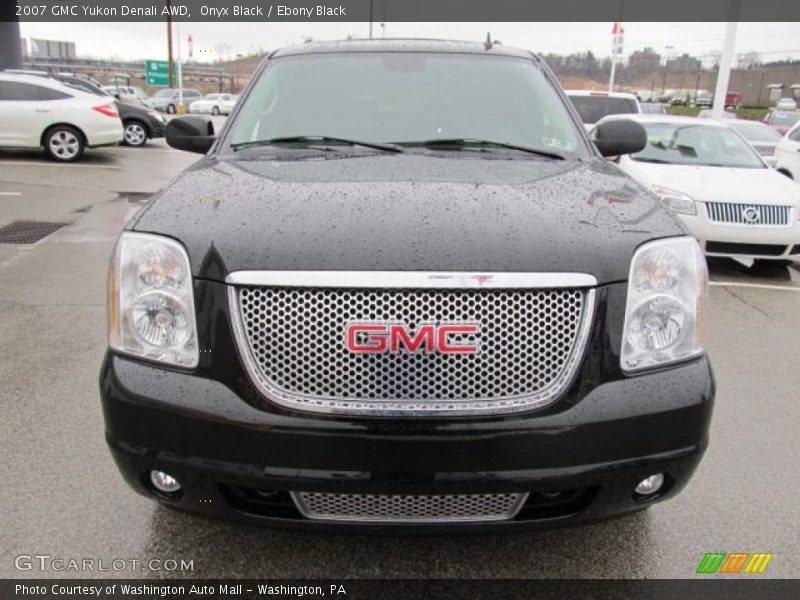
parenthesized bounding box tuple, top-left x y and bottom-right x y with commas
(227, 282, 596, 417)
(290, 491, 529, 523)
(225, 270, 598, 289)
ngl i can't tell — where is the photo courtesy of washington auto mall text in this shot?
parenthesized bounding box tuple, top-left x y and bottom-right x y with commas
(2, 0, 800, 598)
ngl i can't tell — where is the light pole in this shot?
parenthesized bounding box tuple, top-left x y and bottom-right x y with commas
(661, 45, 674, 97)
(233, 53, 242, 93)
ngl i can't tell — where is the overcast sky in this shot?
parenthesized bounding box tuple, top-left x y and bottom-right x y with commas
(19, 22, 800, 63)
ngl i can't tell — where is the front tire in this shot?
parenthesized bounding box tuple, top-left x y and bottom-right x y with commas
(167, 104, 176, 114)
(212, 106, 220, 116)
(44, 126, 84, 162)
(123, 120, 148, 147)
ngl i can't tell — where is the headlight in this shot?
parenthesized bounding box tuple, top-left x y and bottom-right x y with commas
(621, 237, 707, 372)
(652, 186, 696, 215)
(108, 232, 198, 367)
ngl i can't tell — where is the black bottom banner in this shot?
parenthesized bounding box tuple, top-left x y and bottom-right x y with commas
(3, 579, 800, 600)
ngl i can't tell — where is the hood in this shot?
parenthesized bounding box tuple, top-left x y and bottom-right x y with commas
(624, 161, 800, 206)
(131, 154, 684, 284)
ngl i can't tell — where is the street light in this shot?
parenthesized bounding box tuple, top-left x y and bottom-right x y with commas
(661, 45, 674, 96)
(233, 53, 243, 93)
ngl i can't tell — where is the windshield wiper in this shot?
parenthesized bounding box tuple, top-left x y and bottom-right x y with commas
(396, 138, 566, 160)
(231, 136, 403, 153)
(632, 157, 673, 164)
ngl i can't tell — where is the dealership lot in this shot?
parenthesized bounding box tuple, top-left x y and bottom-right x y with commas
(1, 124, 799, 578)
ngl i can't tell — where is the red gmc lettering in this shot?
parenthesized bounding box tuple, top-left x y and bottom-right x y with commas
(346, 324, 387, 353)
(438, 325, 480, 353)
(346, 324, 480, 354)
(390, 325, 435, 353)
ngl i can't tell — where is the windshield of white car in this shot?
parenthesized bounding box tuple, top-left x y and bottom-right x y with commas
(730, 122, 782, 143)
(204, 94, 220, 100)
(154, 89, 175, 97)
(770, 112, 800, 126)
(567, 95, 639, 124)
(632, 123, 765, 168)
(228, 53, 585, 158)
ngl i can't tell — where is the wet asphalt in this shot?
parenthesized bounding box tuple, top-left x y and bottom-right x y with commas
(1, 121, 798, 579)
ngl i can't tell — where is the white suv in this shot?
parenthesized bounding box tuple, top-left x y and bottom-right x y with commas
(565, 90, 641, 130)
(0, 73, 123, 161)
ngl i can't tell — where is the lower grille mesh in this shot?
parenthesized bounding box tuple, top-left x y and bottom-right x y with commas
(291, 492, 527, 522)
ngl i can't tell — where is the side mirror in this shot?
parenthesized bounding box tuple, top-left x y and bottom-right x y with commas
(166, 115, 216, 154)
(593, 119, 647, 158)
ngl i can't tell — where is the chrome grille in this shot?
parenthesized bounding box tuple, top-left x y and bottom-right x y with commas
(230, 277, 594, 416)
(705, 202, 790, 226)
(291, 491, 527, 522)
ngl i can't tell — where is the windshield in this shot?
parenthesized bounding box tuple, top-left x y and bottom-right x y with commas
(154, 89, 175, 97)
(730, 122, 782, 143)
(632, 122, 765, 168)
(567, 95, 638, 124)
(771, 112, 800, 126)
(204, 94, 220, 100)
(228, 53, 584, 157)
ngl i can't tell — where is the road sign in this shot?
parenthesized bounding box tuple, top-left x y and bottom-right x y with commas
(145, 60, 169, 86)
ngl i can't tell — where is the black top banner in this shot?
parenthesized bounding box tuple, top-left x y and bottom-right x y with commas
(8, 0, 800, 22)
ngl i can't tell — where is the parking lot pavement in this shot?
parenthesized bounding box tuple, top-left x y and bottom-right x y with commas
(1, 139, 799, 579)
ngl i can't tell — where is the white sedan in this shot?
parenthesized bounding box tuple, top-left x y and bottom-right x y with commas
(188, 93, 237, 116)
(600, 114, 800, 266)
(775, 120, 800, 181)
(0, 73, 123, 161)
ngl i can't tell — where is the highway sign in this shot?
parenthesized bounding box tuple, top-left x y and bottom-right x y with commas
(145, 60, 169, 86)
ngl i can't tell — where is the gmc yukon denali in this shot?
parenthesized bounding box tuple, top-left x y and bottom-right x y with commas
(99, 40, 715, 532)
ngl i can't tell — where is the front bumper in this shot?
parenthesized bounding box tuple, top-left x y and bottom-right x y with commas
(147, 120, 166, 139)
(677, 208, 800, 260)
(100, 348, 714, 532)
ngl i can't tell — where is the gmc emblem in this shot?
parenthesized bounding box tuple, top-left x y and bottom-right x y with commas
(346, 323, 481, 354)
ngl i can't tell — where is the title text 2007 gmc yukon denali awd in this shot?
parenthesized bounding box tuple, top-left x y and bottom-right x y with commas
(99, 40, 714, 532)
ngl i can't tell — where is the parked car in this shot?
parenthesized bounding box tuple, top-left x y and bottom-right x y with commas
(774, 120, 800, 180)
(103, 85, 149, 104)
(694, 93, 713, 108)
(146, 88, 202, 114)
(189, 93, 237, 115)
(565, 90, 641, 129)
(726, 120, 783, 167)
(26, 73, 165, 148)
(0, 72, 123, 161)
(775, 98, 798, 111)
(763, 110, 800, 135)
(697, 109, 737, 120)
(669, 92, 690, 106)
(604, 114, 800, 266)
(640, 102, 666, 115)
(100, 40, 715, 531)
(724, 92, 743, 110)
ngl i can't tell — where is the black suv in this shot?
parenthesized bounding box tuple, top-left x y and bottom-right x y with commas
(100, 40, 714, 532)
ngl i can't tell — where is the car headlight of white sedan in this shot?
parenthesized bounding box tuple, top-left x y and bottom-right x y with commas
(652, 186, 697, 215)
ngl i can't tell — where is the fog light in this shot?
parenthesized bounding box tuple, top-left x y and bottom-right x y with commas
(150, 470, 181, 494)
(634, 473, 665, 496)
